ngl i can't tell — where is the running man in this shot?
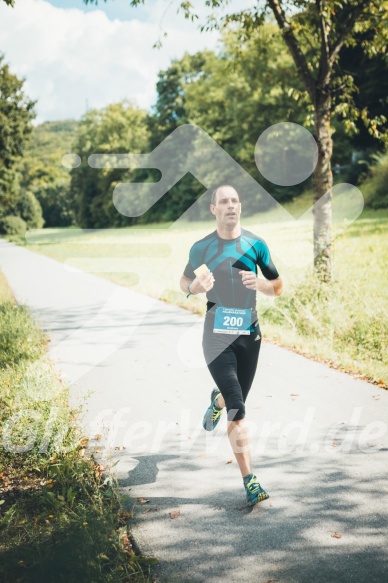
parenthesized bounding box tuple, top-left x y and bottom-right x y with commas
(180, 185, 283, 506)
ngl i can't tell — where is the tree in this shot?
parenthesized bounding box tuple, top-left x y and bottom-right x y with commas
(0, 53, 36, 218)
(85, 0, 388, 280)
(70, 101, 150, 228)
(18, 120, 79, 227)
(182, 25, 310, 205)
(149, 27, 309, 220)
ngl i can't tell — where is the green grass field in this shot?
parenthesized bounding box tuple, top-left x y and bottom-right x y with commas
(8, 202, 388, 387)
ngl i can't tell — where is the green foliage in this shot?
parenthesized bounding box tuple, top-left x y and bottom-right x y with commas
(145, 25, 310, 222)
(0, 302, 46, 367)
(0, 215, 27, 236)
(182, 25, 310, 206)
(361, 152, 388, 209)
(0, 276, 153, 582)
(17, 120, 79, 228)
(74, 3, 388, 224)
(0, 53, 36, 214)
(13, 190, 44, 229)
(70, 100, 150, 228)
(262, 264, 388, 382)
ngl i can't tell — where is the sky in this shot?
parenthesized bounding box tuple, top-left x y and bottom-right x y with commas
(0, 0, 253, 123)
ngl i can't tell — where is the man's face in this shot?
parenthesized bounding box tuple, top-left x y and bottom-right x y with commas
(210, 187, 241, 228)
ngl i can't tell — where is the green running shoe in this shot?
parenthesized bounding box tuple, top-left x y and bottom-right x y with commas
(245, 475, 270, 506)
(202, 387, 223, 431)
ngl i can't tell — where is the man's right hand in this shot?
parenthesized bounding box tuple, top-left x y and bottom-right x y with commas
(191, 271, 215, 294)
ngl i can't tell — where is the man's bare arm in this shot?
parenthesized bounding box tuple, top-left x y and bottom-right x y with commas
(239, 271, 283, 296)
(180, 275, 193, 295)
(180, 272, 215, 295)
(257, 276, 283, 297)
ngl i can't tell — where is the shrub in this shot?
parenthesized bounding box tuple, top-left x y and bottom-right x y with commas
(15, 190, 44, 229)
(362, 153, 388, 209)
(0, 302, 46, 367)
(0, 215, 27, 236)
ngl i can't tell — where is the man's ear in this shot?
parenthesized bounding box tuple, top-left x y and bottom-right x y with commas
(210, 204, 216, 216)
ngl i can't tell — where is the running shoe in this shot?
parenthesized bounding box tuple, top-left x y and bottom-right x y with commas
(245, 475, 270, 506)
(202, 387, 223, 431)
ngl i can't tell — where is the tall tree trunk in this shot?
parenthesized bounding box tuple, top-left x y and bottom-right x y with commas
(312, 88, 333, 281)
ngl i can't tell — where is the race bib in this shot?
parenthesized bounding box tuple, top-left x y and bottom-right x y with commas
(213, 307, 252, 335)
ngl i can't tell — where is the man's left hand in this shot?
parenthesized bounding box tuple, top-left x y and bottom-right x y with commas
(239, 270, 257, 290)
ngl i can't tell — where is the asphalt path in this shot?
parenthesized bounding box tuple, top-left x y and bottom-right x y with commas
(1, 238, 387, 583)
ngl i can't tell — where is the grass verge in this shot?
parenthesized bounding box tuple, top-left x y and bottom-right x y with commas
(0, 270, 155, 583)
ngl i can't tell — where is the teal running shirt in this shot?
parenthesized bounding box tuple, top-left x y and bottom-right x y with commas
(183, 228, 279, 312)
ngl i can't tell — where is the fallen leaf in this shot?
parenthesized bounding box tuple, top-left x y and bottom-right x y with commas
(94, 434, 102, 441)
(331, 532, 342, 539)
(226, 460, 233, 464)
(136, 497, 149, 505)
(290, 394, 300, 397)
(121, 531, 130, 546)
(198, 452, 206, 457)
(98, 553, 110, 560)
(169, 509, 181, 519)
(331, 442, 338, 447)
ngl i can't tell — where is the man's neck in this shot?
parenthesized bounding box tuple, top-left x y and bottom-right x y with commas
(216, 224, 242, 240)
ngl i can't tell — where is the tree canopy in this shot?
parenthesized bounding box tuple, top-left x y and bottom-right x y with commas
(70, 101, 150, 228)
(0, 53, 37, 230)
(84, 0, 388, 279)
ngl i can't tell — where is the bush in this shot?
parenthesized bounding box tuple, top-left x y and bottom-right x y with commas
(361, 153, 388, 209)
(0, 215, 27, 236)
(15, 190, 44, 229)
(35, 181, 74, 227)
(0, 302, 46, 367)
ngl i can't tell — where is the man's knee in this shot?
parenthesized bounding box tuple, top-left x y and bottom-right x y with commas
(226, 399, 245, 422)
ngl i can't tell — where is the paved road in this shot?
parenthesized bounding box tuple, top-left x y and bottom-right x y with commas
(1, 238, 387, 583)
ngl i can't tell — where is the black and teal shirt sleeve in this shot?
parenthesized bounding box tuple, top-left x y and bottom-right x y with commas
(254, 238, 279, 280)
(183, 232, 215, 280)
(183, 257, 196, 280)
(183, 244, 198, 280)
